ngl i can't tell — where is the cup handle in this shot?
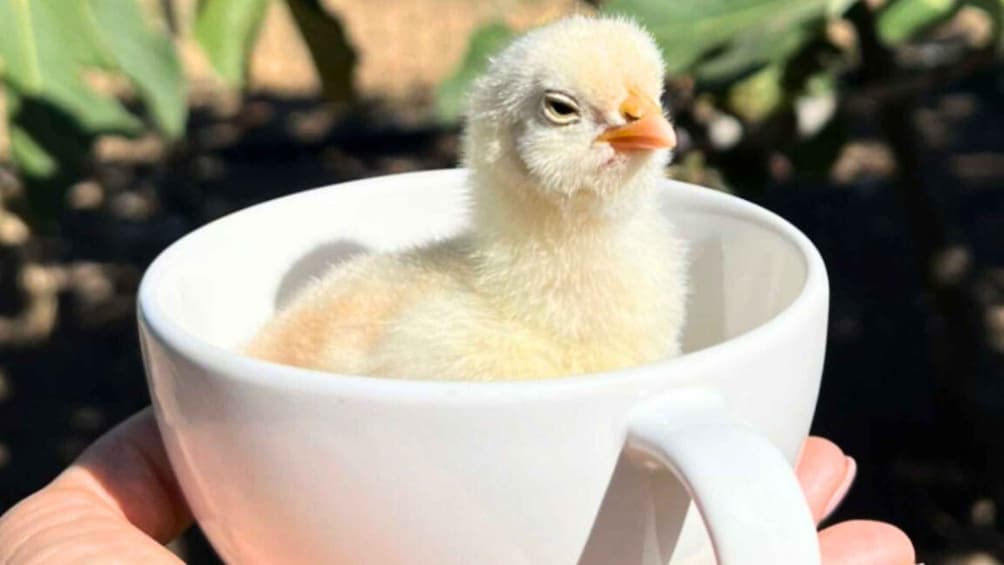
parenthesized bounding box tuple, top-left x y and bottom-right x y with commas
(626, 389, 820, 565)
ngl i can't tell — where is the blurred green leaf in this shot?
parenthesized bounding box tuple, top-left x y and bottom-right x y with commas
(695, 25, 811, 83)
(435, 22, 515, 122)
(877, 0, 959, 44)
(195, 0, 270, 86)
(9, 127, 55, 178)
(88, 0, 187, 138)
(287, 0, 357, 103)
(827, 0, 858, 17)
(727, 64, 784, 122)
(603, 0, 843, 73)
(0, 0, 141, 134)
(4, 88, 96, 222)
(804, 70, 837, 97)
(0, 0, 138, 221)
(0, 0, 185, 223)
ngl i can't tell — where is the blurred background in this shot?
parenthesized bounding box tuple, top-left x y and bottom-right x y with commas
(0, 0, 1001, 562)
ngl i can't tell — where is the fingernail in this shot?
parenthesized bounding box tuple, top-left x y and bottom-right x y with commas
(822, 456, 857, 521)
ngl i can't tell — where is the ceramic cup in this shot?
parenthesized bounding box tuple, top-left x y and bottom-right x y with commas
(139, 169, 829, 565)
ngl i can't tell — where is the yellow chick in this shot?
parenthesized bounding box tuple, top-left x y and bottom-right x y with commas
(247, 16, 686, 381)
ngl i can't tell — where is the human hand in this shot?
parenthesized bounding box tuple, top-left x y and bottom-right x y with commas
(796, 437, 916, 564)
(0, 409, 914, 564)
(0, 408, 189, 564)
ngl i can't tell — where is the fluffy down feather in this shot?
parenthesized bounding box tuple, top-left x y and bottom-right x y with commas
(246, 15, 687, 380)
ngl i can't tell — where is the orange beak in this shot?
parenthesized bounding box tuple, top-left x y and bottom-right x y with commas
(597, 91, 677, 151)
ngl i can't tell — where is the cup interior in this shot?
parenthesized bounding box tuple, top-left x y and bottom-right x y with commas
(142, 170, 808, 362)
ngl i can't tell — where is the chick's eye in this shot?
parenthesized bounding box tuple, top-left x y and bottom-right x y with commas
(547, 98, 576, 116)
(542, 93, 580, 125)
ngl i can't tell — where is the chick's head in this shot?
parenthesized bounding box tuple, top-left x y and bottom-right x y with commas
(463, 16, 676, 204)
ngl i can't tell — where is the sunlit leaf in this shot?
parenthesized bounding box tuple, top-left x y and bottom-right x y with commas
(7, 99, 57, 179)
(3, 88, 96, 222)
(695, 26, 811, 83)
(603, 0, 840, 73)
(435, 21, 515, 122)
(0, 0, 184, 222)
(88, 0, 187, 138)
(877, 0, 959, 44)
(0, 0, 139, 221)
(195, 0, 270, 86)
(727, 64, 784, 123)
(827, 0, 858, 17)
(0, 0, 141, 134)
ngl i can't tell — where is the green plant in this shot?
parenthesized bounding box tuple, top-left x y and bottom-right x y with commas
(0, 0, 356, 226)
(0, 0, 185, 220)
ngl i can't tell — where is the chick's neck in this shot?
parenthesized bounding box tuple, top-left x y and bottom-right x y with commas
(465, 165, 667, 338)
(468, 160, 659, 239)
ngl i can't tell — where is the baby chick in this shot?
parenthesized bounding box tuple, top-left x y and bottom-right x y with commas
(247, 16, 687, 381)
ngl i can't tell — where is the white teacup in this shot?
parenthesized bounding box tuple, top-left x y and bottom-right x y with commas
(139, 169, 829, 564)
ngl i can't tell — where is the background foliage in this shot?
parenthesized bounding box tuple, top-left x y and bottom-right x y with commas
(0, 0, 354, 223)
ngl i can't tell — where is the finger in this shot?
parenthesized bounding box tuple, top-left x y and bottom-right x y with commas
(819, 520, 916, 565)
(0, 487, 185, 565)
(0, 408, 192, 565)
(796, 437, 856, 523)
(52, 407, 192, 542)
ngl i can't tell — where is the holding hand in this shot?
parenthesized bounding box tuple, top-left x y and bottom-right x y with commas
(0, 409, 915, 564)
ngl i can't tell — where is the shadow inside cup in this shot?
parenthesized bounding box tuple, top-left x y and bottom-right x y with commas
(274, 240, 370, 309)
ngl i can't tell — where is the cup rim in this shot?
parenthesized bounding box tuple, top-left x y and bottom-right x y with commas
(138, 168, 828, 400)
